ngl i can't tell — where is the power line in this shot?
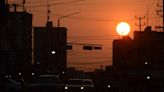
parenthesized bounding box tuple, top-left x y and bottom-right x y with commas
(69, 55, 112, 58)
(49, 12, 137, 22)
(67, 42, 103, 46)
(46, 14, 136, 22)
(69, 60, 112, 65)
(27, 9, 137, 22)
(26, 0, 86, 8)
(25, 9, 161, 21)
(25, 0, 160, 6)
(68, 35, 117, 39)
(25, 0, 59, 4)
(9, 0, 55, 4)
(68, 35, 117, 37)
(68, 38, 114, 40)
(58, 12, 80, 27)
(32, 10, 136, 22)
(59, 16, 136, 22)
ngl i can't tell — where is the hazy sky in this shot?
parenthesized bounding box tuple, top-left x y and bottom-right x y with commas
(9, 0, 162, 71)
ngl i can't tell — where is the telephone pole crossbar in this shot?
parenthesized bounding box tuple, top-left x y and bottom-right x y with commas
(135, 16, 145, 31)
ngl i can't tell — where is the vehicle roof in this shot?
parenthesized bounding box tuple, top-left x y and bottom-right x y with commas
(68, 79, 83, 81)
(68, 78, 93, 81)
(82, 79, 93, 81)
(39, 75, 59, 78)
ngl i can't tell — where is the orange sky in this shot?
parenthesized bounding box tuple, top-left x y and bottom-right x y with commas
(9, 0, 163, 72)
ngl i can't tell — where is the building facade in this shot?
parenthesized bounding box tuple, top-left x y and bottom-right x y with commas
(34, 22, 67, 74)
(113, 27, 164, 91)
(0, 4, 33, 77)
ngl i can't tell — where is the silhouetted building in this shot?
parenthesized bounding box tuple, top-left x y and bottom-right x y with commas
(113, 26, 164, 91)
(34, 22, 67, 74)
(0, 0, 6, 76)
(113, 36, 134, 69)
(0, 0, 8, 27)
(113, 27, 164, 70)
(0, 4, 32, 77)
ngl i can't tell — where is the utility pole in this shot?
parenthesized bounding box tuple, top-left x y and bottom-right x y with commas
(5, 0, 8, 4)
(135, 16, 145, 31)
(162, 0, 164, 31)
(22, 0, 26, 12)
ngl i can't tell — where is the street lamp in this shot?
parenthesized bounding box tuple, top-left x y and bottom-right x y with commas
(146, 75, 151, 80)
(51, 51, 56, 55)
(145, 61, 148, 65)
(58, 12, 80, 27)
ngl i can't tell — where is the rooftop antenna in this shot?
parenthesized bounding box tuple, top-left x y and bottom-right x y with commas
(135, 16, 145, 31)
(146, 6, 149, 26)
(6, 0, 8, 4)
(23, 0, 26, 11)
(162, 0, 164, 31)
(47, 0, 51, 22)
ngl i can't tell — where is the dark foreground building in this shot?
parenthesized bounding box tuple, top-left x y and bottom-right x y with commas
(0, 4, 33, 78)
(0, 0, 8, 77)
(113, 26, 164, 92)
(34, 22, 67, 74)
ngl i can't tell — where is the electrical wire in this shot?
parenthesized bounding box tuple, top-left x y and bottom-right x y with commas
(25, 0, 59, 4)
(33, 12, 159, 22)
(55, 16, 134, 22)
(69, 60, 112, 65)
(68, 57, 112, 59)
(25, 9, 138, 22)
(68, 38, 114, 40)
(56, 15, 136, 22)
(26, 0, 86, 8)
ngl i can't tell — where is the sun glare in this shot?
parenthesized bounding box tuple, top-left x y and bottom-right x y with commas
(116, 22, 131, 36)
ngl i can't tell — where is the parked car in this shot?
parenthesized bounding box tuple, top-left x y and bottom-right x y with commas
(64, 78, 94, 92)
(4, 77, 26, 92)
(82, 79, 94, 91)
(28, 75, 63, 92)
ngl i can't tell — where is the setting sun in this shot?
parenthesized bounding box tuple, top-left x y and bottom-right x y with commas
(116, 22, 131, 36)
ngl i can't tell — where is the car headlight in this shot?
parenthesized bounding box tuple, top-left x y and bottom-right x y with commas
(5, 75, 8, 78)
(81, 86, 84, 90)
(32, 73, 35, 76)
(107, 85, 111, 88)
(65, 86, 68, 90)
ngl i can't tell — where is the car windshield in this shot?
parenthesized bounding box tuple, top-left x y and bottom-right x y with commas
(37, 77, 58, 83)
(67, 80, 83, 85)
(83, 80, 92, 85)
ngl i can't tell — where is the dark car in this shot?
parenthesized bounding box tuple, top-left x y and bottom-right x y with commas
(3, 77, 26, 92)
(82, 79, 94, 92)
(64, 79, 94, 92)
(28, 75, 63, 92)
(64, 79, 84, 92)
